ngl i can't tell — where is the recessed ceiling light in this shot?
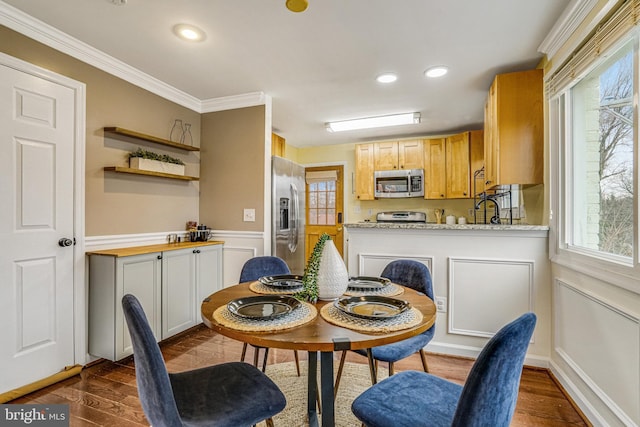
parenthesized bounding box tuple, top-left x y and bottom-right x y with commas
(173, 24, 206, 42)
(376, 73, 398, 83)
(425, 66, 449, 78)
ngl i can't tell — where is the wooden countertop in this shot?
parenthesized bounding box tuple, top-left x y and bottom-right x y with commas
(86, 240, 224, 257)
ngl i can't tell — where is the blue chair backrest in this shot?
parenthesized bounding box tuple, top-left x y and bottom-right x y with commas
(452, 312, 537, 427)
(239, 256, 291, 282)
(380, 259, 434, 300)
(121, 294, 182, 427)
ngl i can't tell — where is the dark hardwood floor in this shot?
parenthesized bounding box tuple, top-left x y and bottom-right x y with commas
(9, 324, 589, 426)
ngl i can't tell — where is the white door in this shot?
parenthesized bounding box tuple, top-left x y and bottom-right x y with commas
(0, 60, 76, 393)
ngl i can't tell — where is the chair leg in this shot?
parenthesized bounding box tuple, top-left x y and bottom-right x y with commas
(253, 346, 260, 368)
(334, 350, 347, 398)
(419, 348, 429, 373)
(366, 349, 378, 385)
(294, 350, 301, 377)
(241, 342, 248, 362)
(265, 417, 275, 427)
(261, 347, 270, 372)
(389, 361, 394, 376)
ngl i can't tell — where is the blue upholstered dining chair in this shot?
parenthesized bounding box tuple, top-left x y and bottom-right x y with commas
(239, 256, 301, 375)
(121, 294, 286, 427)
(335, 259, 435, 394)
(351, 312, 537, 427)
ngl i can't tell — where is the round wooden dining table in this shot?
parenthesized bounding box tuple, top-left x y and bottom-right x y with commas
(201, 282, 436, 427)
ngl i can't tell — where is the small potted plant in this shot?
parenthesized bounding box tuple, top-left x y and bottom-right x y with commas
(128, 148, 185, 176)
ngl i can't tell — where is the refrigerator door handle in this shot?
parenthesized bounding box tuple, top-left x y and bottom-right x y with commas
(289, 183, 299, 252)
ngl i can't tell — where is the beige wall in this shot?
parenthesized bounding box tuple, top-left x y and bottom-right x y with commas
(200, 106, 266, 231)
(0, 26, 201, 236)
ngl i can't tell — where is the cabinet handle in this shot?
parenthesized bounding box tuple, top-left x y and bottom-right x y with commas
(193, 249, 198, 254)
(463, 192, 467, 196)
(157, 255, 162, 260)
(440, 194, 445, 198)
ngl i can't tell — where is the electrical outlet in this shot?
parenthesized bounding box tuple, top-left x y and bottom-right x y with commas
(243, 208, 255, 222)
(435, 297, 447, 313)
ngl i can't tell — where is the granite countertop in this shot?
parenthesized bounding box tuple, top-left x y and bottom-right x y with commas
(345, 222, 549, 231)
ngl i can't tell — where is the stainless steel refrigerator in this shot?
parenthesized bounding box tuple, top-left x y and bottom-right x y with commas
(272, 156, 306, 275)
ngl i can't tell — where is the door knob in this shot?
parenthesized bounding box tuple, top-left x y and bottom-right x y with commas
(58, 238, 73, 247)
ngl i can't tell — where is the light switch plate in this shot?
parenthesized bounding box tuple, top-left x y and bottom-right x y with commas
(243, 208, 255, 222)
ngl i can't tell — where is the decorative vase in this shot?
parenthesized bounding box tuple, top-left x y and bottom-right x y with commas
(316, 240, 349, 300)
(181, 123, 193, 146)
(169, 119, 183, 142)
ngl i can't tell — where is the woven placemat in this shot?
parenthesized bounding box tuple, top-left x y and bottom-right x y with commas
(343, 283, 404, 297)
(213, 301, 317, 332)
(320, 303, 423, 333)
(249, 280, 302, 295)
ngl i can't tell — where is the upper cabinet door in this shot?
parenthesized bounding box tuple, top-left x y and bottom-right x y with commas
(355, 143, 375, 200)
(424, 138, 446, 199)
(398, 139, 424, 170)
(446, 132, 471, 198)
(374, 141, 399, 170)
(484, 69, 543, 188)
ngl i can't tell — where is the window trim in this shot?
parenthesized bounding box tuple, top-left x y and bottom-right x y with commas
(549, 34, 640, 295)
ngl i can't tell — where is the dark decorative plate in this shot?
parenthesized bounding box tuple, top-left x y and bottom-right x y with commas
(334, 296, 410, 320)
(347, 276, 391, 290)
(227, 295, 301, 320)
(258, 274, 304, 289)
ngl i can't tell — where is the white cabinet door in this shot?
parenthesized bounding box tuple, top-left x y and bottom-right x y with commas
(89, 252, 161, 361)
(196, 244, 223, 305)
(117, 253, 162, 359)
(162, 248, 196, 339)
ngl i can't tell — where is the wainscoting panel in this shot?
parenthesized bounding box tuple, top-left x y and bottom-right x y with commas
(355, 253, 434, 279)
(210, 230, 264, 287)
(554, 279, 639, 426)
(449, 257, 534, 338)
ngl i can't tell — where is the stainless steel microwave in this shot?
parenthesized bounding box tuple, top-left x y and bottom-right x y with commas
(374, 169, 424, 198)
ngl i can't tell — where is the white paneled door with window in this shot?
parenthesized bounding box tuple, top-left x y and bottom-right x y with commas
(0, 56, 78, 394)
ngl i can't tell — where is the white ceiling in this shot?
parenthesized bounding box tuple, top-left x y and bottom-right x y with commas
(2, 0, 570, 147)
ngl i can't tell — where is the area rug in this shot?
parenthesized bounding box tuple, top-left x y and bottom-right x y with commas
(258, 360, 388, 427)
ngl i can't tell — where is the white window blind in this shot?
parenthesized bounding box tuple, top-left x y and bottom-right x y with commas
(305, 170, 337, 184)
(546, 0, 640, 97)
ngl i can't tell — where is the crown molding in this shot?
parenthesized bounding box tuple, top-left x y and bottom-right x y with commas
(200, 92, 270, 113)
(539, 0, 617, 71)
(0, 0, 203, 111)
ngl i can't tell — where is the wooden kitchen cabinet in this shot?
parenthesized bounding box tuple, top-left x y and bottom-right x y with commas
(374, 140, 423, 170)
(355, 143, 375, 200)
(483, 69, 543, 188)
(88, 241, 223, 361)
(423, 131, 483, 199)
(423, 138, 446, 199)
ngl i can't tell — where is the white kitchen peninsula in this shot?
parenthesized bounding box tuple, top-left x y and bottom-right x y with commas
(344, 222, 551, 365)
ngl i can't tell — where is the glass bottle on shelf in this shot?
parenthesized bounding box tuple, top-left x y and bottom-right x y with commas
(181, 123, 193, 146)
(169, 119, 183, 142)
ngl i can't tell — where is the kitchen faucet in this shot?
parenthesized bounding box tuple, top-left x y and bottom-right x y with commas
(475, 194, 501, 224)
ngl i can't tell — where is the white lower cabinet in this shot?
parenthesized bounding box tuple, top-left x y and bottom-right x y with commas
(161, 244, 223, 339)
(88, 243, 223, 361)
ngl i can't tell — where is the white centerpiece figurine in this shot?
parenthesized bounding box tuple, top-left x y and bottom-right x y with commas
(295, 233, 348, 303)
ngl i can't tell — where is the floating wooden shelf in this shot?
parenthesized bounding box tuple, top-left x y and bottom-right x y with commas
(104, 166, 199, 181)
(104, 126, 200, 152)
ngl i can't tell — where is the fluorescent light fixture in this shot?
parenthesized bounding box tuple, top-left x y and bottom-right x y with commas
(173, 24, 206, 42)
(326, 112, 420, 132)
(425, 66, 448, 78)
